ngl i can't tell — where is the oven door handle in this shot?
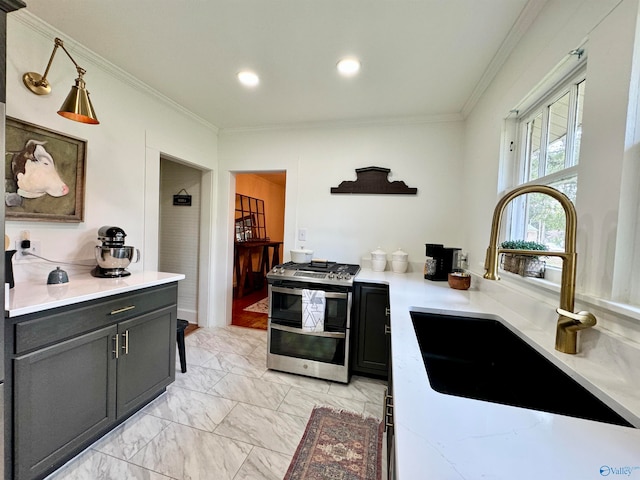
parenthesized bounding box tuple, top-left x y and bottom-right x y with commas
(270, 286, 348, 299)
(270, 323, 346, 339)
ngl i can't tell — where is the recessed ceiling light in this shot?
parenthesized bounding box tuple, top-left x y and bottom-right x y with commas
(237, 70, 260, 87)
(337, 58, 361, 77)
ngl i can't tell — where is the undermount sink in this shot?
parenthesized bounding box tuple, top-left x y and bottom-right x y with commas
(410, 311, 634, 428)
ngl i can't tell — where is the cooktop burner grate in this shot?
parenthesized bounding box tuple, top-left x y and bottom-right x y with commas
(267, 260, 361, 286)
(277, 261, 360, 274)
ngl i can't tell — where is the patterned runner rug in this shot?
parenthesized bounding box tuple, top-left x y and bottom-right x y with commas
(243, 297, 269, 314)
(284, 406, 383, 480)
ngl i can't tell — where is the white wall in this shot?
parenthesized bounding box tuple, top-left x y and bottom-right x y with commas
(10, 1, 640, 335)
(215, 120, 465, 326)
(462, 0, 637, 296)
(5, 13, 218, 297)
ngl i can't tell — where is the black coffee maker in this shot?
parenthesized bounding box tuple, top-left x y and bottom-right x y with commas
(424, 243, 461, 281)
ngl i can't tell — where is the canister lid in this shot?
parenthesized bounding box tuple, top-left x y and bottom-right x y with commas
(47, 266, 69, 285)
(392, 248, 408, 259)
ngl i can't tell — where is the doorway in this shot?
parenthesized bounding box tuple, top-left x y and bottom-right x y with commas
(232, 171, 286, 329)
(158, 157, 203, 325)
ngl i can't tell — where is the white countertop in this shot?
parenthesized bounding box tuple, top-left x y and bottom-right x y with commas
(5, 271, 185, 317)
(354, 269, 640, 480)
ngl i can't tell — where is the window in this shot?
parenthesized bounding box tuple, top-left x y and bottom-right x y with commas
(508, 70, 586, 264)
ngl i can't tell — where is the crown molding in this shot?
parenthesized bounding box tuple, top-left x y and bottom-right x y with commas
(11, 10, 219, 134)
(461, 0, 549, 119)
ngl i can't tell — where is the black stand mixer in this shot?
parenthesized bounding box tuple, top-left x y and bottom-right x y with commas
(91, 226, 140, 278)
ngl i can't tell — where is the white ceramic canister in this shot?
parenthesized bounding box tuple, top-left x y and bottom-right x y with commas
(371, 247, 387, 272)
(391, 248, 409, 273)
(290, 248, 314, 263)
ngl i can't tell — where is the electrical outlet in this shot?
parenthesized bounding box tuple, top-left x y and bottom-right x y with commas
(298, 228, 307, 242)
(15, 239, 41, 259)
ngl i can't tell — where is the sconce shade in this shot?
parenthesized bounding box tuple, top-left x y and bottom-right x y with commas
(23, 37, 100, 125)
(57, 76, 99, 124)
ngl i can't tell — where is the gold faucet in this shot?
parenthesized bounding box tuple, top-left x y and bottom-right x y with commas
(483, 184, 596, 354)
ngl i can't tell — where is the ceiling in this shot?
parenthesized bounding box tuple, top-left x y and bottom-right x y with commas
(23, 0, 536, 130)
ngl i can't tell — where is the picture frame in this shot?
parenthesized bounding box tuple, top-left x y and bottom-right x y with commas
(5, 117, 86, 222)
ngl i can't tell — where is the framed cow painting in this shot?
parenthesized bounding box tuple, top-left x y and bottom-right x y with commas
(5, 117, 86, 222)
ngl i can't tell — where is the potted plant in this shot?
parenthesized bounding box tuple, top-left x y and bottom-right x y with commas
(499, 240, 547, 278)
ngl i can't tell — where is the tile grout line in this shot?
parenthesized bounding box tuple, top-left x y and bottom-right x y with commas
(46, 325, 387, 479)
(230, 445, 256, 480)
(93, 448, 178, 480)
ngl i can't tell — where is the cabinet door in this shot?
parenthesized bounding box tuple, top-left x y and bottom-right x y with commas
(352, 283, 390, 378)
(116, 306, 176, 419)
(13, 325, 118, 480)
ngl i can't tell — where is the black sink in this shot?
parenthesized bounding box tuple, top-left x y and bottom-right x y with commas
(410, 311, 634, 427)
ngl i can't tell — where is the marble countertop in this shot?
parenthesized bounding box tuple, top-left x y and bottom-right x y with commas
(354, 269, 640, 480)
(5, 271, 186, 317)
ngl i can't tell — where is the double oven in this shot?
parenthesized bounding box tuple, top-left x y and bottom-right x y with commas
(266, 261, 360, 383)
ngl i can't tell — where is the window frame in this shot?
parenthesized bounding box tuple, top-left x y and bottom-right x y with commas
(507, 67, 586, 244)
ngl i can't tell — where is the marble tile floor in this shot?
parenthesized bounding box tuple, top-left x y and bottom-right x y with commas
(45, 325, 388, 480)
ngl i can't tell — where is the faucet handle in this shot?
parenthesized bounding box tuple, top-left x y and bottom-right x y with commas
(556, 308, 597, 329)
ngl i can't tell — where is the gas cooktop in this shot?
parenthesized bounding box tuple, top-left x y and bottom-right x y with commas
(267, 260, 361, 286)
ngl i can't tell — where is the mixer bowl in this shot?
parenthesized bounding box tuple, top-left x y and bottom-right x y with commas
(95, 246, 140, 270)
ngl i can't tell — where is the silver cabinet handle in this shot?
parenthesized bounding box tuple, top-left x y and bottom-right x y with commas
(112, 334, 119, 359)
(122, 330, 129, 355)
(385, 307, 391, 316)
(382, 388, 388, 431)
(384, 388, 394, 430)
(385, 325, 391, 335)
(110, 305, 136, 315)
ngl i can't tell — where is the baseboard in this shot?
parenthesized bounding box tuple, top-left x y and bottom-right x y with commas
(178, 308, 197, 324)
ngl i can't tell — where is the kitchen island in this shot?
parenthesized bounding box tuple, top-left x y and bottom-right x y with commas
(4, 271, 184, 480)
(356, 268, 640, 480)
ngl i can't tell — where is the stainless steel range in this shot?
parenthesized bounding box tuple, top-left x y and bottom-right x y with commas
(266, 260, 360, 383)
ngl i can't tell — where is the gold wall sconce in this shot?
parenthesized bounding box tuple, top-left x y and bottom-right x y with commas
(23, 37, 99, 125)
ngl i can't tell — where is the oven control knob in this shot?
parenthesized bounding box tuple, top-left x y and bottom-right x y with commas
(272, 267, 278, 273)
(337, 273, 344, 280)
(328, 272, 335, 279)
(279, 267, 285, 274)
(344, 273, 351, 280)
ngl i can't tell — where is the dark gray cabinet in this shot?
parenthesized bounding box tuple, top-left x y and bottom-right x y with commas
(352, 281, 394, 476)
(351, 282, 390, 379)
(14, 326, 118, 480)
(2, 2, 27, 479)
(5, 283, 178, 480)
(116, 307, 175, 418)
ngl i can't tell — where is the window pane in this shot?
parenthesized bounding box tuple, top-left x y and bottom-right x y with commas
(513, 72, 585, 274)
(527, 114, 542, 181)
(546, 92, 569, 175)
(573, 80, 586, 164)
(524, 176, 577, 267)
